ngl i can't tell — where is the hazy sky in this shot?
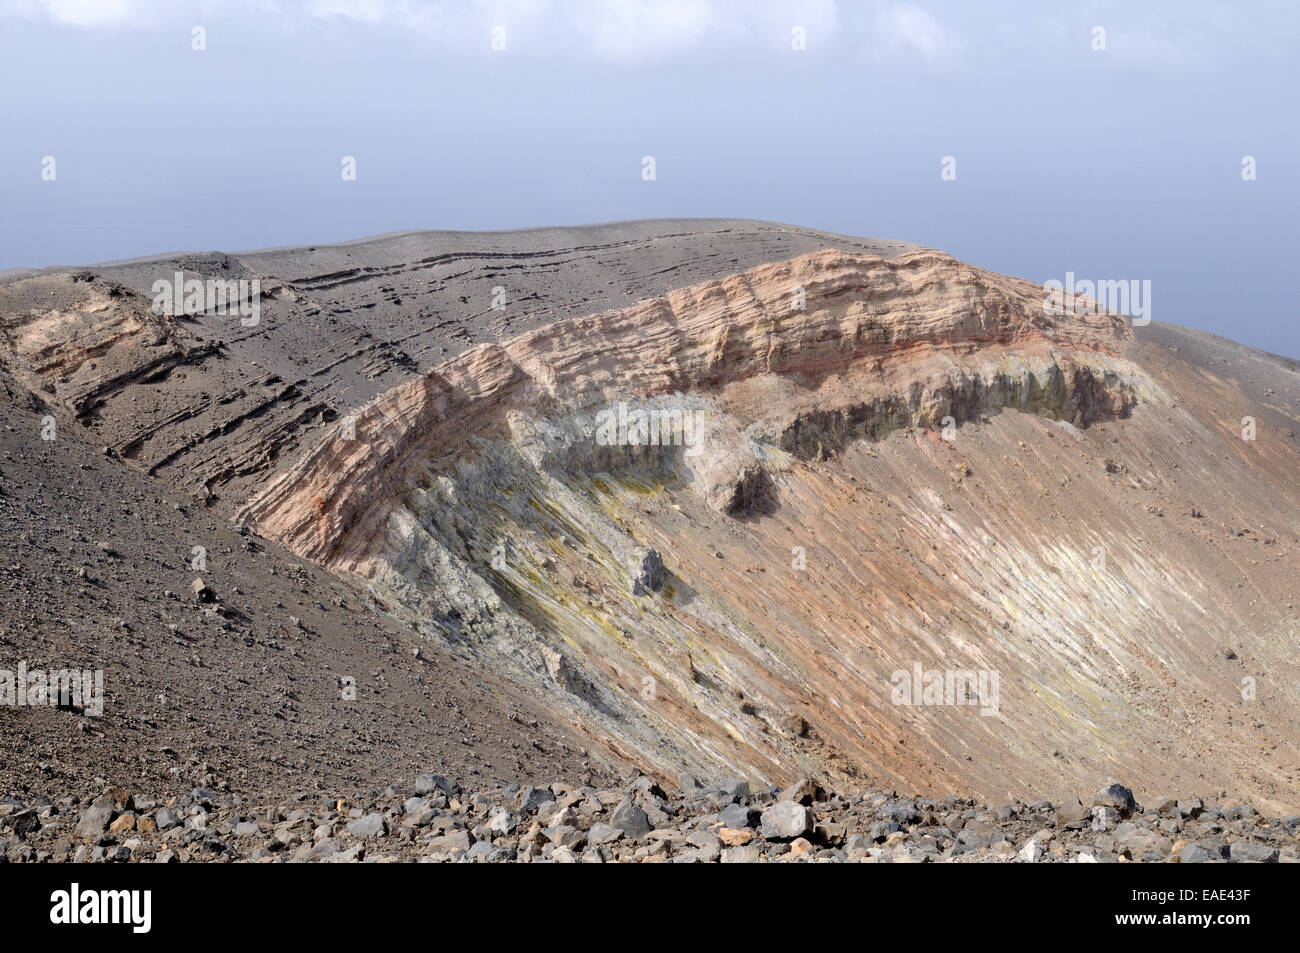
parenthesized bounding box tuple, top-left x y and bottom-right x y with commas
(1, 1, 1296, 356)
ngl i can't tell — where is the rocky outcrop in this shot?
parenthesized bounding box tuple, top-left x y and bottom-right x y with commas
(238, 249, 1139, 568)
(6, 774, 1294, 863)
(5, 225, 1297, 815)
(221, 246, 1280, 810)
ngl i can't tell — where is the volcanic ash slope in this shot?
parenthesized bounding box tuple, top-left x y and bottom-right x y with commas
(235, 247, 1300, 812)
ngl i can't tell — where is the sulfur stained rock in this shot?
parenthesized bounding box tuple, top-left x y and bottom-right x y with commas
(632, 550, 665, 596)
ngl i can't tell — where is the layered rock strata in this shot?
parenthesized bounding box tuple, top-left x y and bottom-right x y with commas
(239, 249, 1140, 568)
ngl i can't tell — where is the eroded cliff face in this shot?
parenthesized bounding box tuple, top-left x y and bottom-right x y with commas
(0, 267, 323, 496)
(238, 249, 1141, 568)
(5, 236, 1296, 810)
(228, 247, 1300, 806)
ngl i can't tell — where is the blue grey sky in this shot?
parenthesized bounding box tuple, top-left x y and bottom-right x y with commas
(1, 1, 1296, 355)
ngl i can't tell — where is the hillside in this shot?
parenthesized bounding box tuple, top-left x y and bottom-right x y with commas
(1, 220, 1297, 818)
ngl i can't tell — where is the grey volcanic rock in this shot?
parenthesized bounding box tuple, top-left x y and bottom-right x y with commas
(75, 804, 115, 840)
(760, 802, 812, 840)
(719, 804, 756, 829)
(610, 799, 652, 839)
(1179, 843, 1219, 864)
(1094, 783, 1139, 818)
(346, 814, 387, 837)
(1228, 841, 1278, 863)
(586, 822, 622, 846)
(632, 550, 665, 596)
(1055, 798, 1090, 828)
(519, 786, 556, 812)
(415, 774, 459, 798)
(707, 779, 750, 803)
(0, 774, 1294, 864)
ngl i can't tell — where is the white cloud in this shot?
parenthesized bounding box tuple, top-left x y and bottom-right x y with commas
(301, 0, 839, 61)
(571, 0, 716, 62)
(302, 0, 393, 22)
(0, 0, 140, 26)
(1, 0, 840, 61)
(1, 0, 282, 28)
(0, 0, 1274, 75)
(866, 2, 963, 69)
